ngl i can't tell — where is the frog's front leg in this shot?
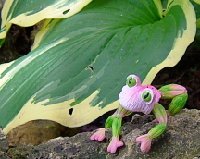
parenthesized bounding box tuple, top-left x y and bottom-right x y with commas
(90, 115, 123, 153)
(105, 115, 123, 153)
(159, 84, 188, 115)
(136, 103, 167, 153)
(90, 106, 131, 153)
(90, 115, 122, 144)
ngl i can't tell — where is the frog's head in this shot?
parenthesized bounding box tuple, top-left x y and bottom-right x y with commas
(119, 74, 161, 115)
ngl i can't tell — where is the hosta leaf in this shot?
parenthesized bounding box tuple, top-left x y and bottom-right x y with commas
(0, 0, 92, 39)
(193, 0, 200, 18)
(192, 1, 200, 29)
(193, 0, 200, 5)
(197, 19, 200, 28)
(0, 0, 196, 133)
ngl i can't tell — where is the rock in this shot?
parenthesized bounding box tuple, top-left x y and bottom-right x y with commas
(0, 128, 8, 151)
(0, 129, 9, 159)
(5, 109, 200, 159)
(7, 145, 34, 159)
(7, 120, 80, 146)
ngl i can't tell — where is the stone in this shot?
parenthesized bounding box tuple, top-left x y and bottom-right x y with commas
(0, 129, 9, 159)
(5, 109, 200, 159)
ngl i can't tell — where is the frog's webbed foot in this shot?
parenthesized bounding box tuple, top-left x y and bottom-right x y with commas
(136, 134, 152, 153)
(90, 128, 106, 142)
(107, 137, 124, 153)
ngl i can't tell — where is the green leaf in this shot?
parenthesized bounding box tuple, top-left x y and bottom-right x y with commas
(191, 0, 200, 35)
(197, 18, 200, 28)
(193, 0, 200, 5)
(0, 0, 196, 133)
(0, 39, 5, 47)
(192, 0, 200, 19)
(0, 0, 92, 39)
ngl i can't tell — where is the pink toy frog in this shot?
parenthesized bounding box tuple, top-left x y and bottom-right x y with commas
(90, 74, 188, 153)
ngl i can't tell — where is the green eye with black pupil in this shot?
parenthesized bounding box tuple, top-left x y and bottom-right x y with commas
(126, 77, 136, 87)
(142, 91, 152, 102)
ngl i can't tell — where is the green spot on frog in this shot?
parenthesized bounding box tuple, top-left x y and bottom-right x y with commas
(126, 77, 136, 87)
(142, 91, 152, 102)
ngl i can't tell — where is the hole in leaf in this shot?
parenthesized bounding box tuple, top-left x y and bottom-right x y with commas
(69, 108, 73, 115)
(89, 66, 94, 71)
(63, 9, 70, 15)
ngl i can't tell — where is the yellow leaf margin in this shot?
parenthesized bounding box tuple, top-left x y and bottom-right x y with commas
(0, 0, 92, 39)
(143, 0, 196, 84)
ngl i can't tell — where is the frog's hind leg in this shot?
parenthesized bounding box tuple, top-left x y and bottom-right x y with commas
(136, 104, 167, 153)
(159, 84, 188, 115)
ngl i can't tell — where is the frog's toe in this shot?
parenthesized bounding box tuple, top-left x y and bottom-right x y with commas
(107, 144, 117, 154)
(90, 128, 106, 141)
(107, 138, 124, 153)
(140, 141, 151, 153)
(136, 134, 152, 153)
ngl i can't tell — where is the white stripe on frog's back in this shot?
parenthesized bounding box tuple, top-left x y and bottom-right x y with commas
(0, 38, 68, 91)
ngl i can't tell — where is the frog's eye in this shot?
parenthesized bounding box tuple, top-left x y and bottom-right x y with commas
(126, 77, 137, 87)
(141, 89, 154, 104)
